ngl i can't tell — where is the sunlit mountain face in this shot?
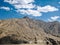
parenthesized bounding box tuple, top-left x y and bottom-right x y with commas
(0, 0, 60, 45)
(0, 0, 60, 22)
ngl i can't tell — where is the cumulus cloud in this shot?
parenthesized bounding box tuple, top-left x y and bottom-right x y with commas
(48, 16, 60, 22)
(18, 9, 42, 16)
(14, 3, 35, 9)
(0, 7, 10, 11)
(4, 0, 35, 9)
(37, 5, 58, 12)
(4, 0, 59, 16)
(4, 0, 34, 4)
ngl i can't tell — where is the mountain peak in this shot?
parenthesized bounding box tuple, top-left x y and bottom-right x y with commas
(0, 18, 60, 45)
(23, 16, 29, 19)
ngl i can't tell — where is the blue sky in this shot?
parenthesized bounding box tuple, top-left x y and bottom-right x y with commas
(0, 0, 60, 22)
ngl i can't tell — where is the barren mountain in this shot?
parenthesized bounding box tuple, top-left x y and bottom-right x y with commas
(0, 17, 60, 45)
(46, 21, 60, 37)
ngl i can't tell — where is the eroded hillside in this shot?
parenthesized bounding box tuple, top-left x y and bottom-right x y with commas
(0, 17, 60, 45)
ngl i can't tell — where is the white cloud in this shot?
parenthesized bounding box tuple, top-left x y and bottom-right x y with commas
(4, 0, 34, 4)
(48, 16, 60, 22)
(18, 9, 42, 16)
(0, 7, 10, 11)
(14, 3, 35, 9)
(4, 0, 35, 9)
(37, 5, 58, 12)
(4, 0, 59, 16)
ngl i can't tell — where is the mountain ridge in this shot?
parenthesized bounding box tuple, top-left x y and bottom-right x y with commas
(0, 17, 60, 45)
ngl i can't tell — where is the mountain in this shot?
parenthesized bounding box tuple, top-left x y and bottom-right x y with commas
(44, 21, 60, 37)
(0, 17, 60, 45)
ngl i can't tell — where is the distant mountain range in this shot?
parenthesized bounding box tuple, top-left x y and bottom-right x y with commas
(0, 17, 60, 45)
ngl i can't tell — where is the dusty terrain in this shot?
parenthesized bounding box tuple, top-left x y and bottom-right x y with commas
(0, 17, 60, 45)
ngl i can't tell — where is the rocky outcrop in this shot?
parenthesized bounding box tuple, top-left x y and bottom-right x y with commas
(0, 17, 60, 45)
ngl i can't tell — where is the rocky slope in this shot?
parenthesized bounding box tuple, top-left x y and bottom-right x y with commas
(0, 17, 60, 45)
(46, 21, 60, 37)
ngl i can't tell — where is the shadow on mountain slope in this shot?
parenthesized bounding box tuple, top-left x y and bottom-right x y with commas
(0, 36, 29, 44)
